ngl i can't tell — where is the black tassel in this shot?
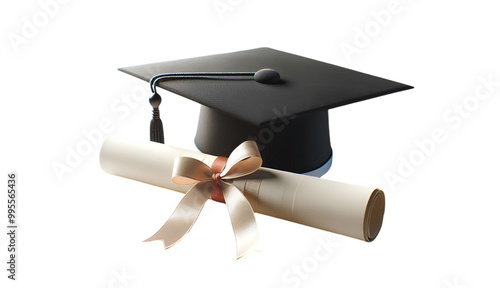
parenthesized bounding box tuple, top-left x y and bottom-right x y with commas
(149, 93, 164, 144)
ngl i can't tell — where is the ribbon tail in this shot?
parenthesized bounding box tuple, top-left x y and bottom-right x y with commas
(221, 182, 260, 259)
(144, 182, 212, 249)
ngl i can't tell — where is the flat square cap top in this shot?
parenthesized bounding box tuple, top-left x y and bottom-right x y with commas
(119, 47, 412, 126)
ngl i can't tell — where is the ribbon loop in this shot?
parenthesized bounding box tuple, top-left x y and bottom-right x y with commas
(172, 157, 213, 184)
(221, 141, 262, 179)
(146, 140, 262, 259)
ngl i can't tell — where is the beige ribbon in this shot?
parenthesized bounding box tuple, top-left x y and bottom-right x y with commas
(144, 140, 262, 259)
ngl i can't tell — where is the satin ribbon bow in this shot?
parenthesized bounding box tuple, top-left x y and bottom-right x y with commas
(144, 141, 262, 259)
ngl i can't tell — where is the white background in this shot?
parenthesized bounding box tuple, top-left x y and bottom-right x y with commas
(1, 0, 499, 287)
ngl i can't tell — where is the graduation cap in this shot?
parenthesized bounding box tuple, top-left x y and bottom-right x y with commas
(119, 48, 412, 176)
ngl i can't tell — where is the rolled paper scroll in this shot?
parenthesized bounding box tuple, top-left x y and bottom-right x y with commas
(100, 137, 385, 243)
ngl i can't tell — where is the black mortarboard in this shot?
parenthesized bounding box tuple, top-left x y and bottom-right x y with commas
(118, 47, 412, 176)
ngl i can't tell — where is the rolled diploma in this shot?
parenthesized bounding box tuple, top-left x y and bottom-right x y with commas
(100, 137, 385, 242)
